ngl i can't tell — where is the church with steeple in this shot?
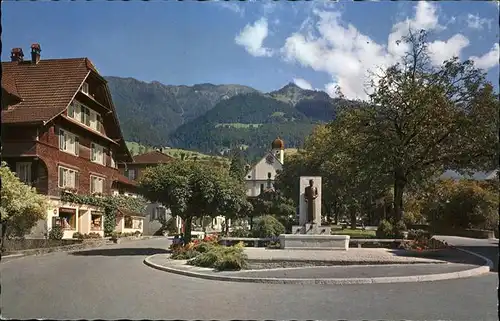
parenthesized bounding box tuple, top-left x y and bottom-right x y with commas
(244, 138, 285, 197)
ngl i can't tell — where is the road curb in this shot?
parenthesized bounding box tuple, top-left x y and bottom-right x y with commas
(1, 236, 162, 262)
(143, 251, 493, 285)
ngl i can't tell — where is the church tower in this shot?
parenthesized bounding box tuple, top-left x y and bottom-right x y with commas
(271, 137, 285, 164)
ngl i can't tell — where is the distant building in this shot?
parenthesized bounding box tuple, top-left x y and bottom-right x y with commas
(1, 44, 144, 239)
(119, 150, 176, 235)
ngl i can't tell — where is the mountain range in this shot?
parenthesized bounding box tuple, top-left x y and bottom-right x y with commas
(105, 77, 349, 161)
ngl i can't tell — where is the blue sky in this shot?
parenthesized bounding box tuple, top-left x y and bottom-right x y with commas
(3, 1, 499, 99)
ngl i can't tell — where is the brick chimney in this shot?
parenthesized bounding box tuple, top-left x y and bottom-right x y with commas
(10, 48, 24, 62)
(31, 43, 41, 64)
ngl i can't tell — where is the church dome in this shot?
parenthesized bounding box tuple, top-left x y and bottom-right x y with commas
(271, 137, 284, 149)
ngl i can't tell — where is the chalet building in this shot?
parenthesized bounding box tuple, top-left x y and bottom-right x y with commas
(1, 44, 144, 238)
(244, 138, 285, 197)
(119, 150, 231, 235)
(119, 150, 176, 235)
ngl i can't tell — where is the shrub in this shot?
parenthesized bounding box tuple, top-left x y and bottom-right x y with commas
(170, 246, 200, 260)
(376, 220, 393, 238)
(73, 232, 83, 239)
(48, 226, 64, 240)
(188, 250, 220, 267)
(194, 241, 216, 253)
(188, 244, 248, 271)
(214, 251, 248, 271)
(110, 231, 121, 239)
(230, 227, 250, 238)
(407, 229, 431, 240)
(422, 179, 499, 231)
(252, 215, 285, 238)
(393, 220, 407, 238)
(88, 232, 102, 239)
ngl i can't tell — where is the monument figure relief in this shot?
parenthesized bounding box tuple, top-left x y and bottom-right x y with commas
(304, 179, 318, 224)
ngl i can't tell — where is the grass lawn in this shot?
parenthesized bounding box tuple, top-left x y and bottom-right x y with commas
(331, 228, 377, 239)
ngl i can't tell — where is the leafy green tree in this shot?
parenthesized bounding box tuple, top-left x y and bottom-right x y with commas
(229, 149, 246, 181)
(421, 179, 499, 231)
(337, 30, 499, 221)
(139, 160, 248, 242)
(0, 162, 48, 248)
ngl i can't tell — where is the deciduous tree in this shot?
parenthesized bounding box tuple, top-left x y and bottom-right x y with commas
(339, 30, 499, 221)
(1, 162, 48, 249)
(139, 160, 249, 242)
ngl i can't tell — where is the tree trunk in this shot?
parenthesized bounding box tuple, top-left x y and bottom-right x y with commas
(224, 216, 230, 236)
(333, 200, 339, 225)
(249, 216, 254, 230)
(184, 216, 193, 244)
(350, 207, 357, 230)
(1, 223, 7, 252)
(393, 174, 406, 222)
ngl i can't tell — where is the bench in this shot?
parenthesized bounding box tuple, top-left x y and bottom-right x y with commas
(219, 237, 274, 247)
(350, 238, 404, 248)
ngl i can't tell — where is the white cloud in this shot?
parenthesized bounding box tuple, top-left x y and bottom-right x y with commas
(293, 78, 313, 90)
(217, 1, 244, 16)
(470, 43, 500, 70)
(234, 2, 496, 100)
(235, 18, 273, 57)
(466, 14, 492, 30)
(427, 34, 470, 66)
(278, 2, 494, 100)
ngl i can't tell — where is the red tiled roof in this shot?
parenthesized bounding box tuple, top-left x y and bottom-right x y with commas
(132, 150, 174, 165)
(1, 58, 91, 124)
(114, 173, 138, 186)
(2, 73, 21, 99)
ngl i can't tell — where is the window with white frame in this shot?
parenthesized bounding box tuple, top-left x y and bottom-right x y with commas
(90, 175, 105, 194)
(127, 168, 136, 180)
(16, 162, 32, 184)
(68, 100, 103, 133)
(59, 129, 79, 155)
(80, 105, 91, 126)
(58, 166, 78, 189)
(110, 150, 116, 168)
(91, 143, 104, 165)
(81, 82, 89, 95)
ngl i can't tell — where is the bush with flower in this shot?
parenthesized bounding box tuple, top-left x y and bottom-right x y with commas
(400, 234, 448, 252)
(169, 235, 247, 271)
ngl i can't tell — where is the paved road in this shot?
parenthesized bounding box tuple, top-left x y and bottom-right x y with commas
(1, 238, 498, 320)
(435, 235, 499, 271)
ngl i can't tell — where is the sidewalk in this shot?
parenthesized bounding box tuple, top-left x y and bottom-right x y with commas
(144, 248, 491, 285)
(243, 247, 447, 264)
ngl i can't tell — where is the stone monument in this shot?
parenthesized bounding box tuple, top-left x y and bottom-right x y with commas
(278, 176, 350, 251)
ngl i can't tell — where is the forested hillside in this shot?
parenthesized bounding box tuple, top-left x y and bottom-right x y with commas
(107, 77, 348, 161)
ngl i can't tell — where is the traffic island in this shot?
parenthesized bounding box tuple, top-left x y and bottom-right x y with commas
(143, 247, 493, 285)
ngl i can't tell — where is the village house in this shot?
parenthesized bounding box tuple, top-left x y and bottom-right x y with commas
(119, 150, 177, 235)
(119, 150, 232, 235)
(1, 44, 144, 239)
